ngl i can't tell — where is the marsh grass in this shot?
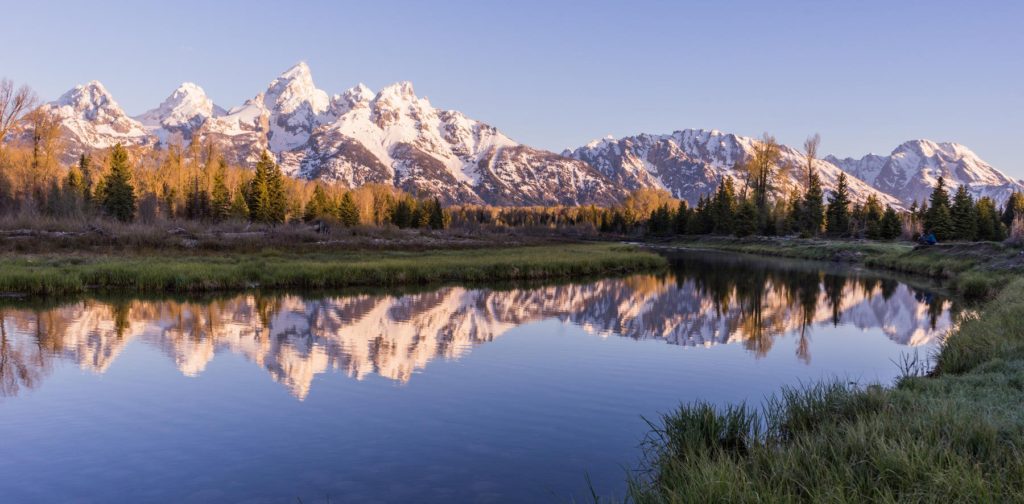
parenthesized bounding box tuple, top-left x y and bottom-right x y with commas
(0, 243, 666, 296)
(629, 271, 1024, 503)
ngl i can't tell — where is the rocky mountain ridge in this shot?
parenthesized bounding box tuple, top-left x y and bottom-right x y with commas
(30, 63, 1022, 207)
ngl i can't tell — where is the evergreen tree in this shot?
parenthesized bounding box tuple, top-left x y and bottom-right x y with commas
(975, 197, 1004, 242)
(1001, 191, 1024, 228)
(880, 206, 902, 240)
(77, 154, 93, 204)
(924, 176, 953, 240)
(210, 161, 231, 221)
(825, 172, 851, 236)
(863, 194, 884, 239)
(672, 202, 689, 235)
(246, 152, 274, 223)
(391, 197, 414, 228)
(337, 191, 360, 227)
(733, 199, 759, 237)
(427, 197, 445, 230)
(229, 188, 249, 220)
(711, 177, 737, 234)
(184, 176, 211, 220)
(265, 157, 287, 224)
(303, 185, 332, 222)
(801, 168, 825, 236)
(950, 185, 977, 240)
(100, 144, 136, 222)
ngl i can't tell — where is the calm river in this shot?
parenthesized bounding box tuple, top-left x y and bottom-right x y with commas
(0, 251, 956, 502)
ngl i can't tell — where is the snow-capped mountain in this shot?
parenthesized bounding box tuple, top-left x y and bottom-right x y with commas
(39, 62, 621, 206)
(826, 140, 1024, 205)
(38, 81, 153, 159)
(566, 130, 904, 207)
(135, 82, 225, 144)
(26, 63, 1021, 207)
(1, 270, 949, 399)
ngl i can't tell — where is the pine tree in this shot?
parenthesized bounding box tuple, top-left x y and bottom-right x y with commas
(303, 185, 331, 222)
(184, 176, 211, 220)
(802, 168, 825, 236)
(880, 206, 902, 240)
(711, 177, 737, 234)
(265, 157, 287, 224)
(950, 185, 977, 240)
(863, 194, 884, 239)
(247, 152, 273, 223)
(733, 199, 758, 237)
(229, 187, 249, 220)
(77, 154, 93, 205)
(975, 197, 1004, 241)
(337, 191, 360, 227)
(427, 197, 445, 230)
(391, 197, 414, 228)
(924, 176, 953, 240)
(100, 144, 136, 222)
(210, 161, 231, 221)
(825, 172, 851, 236)
(1001, 191, 1024, 228)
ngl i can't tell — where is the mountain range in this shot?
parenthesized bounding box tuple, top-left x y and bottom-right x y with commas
(2, 273, 949, 400)
(32, 62, 1024, 207)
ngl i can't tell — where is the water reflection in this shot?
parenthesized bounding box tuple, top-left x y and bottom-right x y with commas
(0, 253, 954, 400)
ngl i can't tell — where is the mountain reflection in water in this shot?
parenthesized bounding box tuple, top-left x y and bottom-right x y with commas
(0, 253, 954, 400)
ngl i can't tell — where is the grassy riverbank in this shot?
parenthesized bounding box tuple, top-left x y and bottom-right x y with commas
(629, 238, 1024, 502)
(0, 243, 666, 296)
(654, 236, 1024, 300)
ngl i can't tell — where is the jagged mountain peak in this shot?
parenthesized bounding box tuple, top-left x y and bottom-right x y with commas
(136, 82, 225, 134)
(55, 80, 121, 117)
(264, 61, 328, 111)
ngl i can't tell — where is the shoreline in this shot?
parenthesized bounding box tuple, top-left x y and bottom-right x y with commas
(626, 237, 1024, 502)
(0, 243, 666, 297)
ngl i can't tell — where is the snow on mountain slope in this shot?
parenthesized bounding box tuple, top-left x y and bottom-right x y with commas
(135, 82, 225, 144)
(28, 63, 1019, 208)
(826, 140, 1024, 205)
(567, 129, 903, 208)
(39, 81, 153, 159)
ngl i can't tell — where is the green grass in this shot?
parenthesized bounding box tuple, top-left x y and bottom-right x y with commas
(629, 239, 1024, 503)
(0, 243, 666, 296)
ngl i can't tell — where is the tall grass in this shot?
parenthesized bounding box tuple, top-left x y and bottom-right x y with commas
(0, 243, 666, 296)
(629, 276, 1024, 502)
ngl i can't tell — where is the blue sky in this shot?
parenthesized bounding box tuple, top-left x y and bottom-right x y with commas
(4, 0, 1022, 177)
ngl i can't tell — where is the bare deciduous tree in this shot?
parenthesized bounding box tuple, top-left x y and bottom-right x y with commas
(803, 133, 820, 187)
(0, 78, 38, 144)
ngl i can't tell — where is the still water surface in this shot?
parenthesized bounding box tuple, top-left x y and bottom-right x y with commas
(0, 252, 955, 502)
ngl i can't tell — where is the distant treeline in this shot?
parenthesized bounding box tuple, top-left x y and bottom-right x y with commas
(1, 88, 1023, 243)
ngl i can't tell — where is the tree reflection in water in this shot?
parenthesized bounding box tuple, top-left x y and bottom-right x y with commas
(0, 252, 956, 399)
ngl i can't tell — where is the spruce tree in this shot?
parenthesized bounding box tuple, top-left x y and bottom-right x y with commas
(880, 206, 902, 240)
(825, 172, 851, 236)
(100, 144, 136, 222)
(303, 185, 331, 222)
(975, 197, 1004, 241)
(733, 199, 758, 237)
(265, 157, 287, 224)
(950, 185, 977, 240)
(210, 161, 231, 221)
(1001, 191, 1024, 228)
(712, 177, 737, 234)
(247, 152, 273, 223)
(229, 188, 250, 220)
(802, 168, 825, 236)
(863, 195, 884, 239)
(427, 197, 445, 230)
(924, 176, 953, 240)
(337, 191, 361, 227)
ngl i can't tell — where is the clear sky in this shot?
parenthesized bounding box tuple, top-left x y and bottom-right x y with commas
(3, 0, 1022, 177)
